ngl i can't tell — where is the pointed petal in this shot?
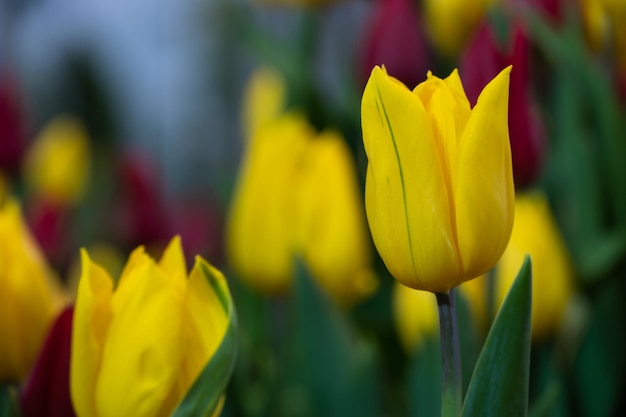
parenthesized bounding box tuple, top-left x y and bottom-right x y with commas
(362, 66, 459, 291)
(158, 236, 188, 292)
(71, 250, 114, 417)
(95, 260, 184, 417)
(179, 257, 230, 391)
(455, 66, 515, 281)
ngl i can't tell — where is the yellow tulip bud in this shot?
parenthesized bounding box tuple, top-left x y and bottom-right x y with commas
(295, 130, 378, 306)
(70, 236, 231, 417)
(422, 0, 493, 57)
(498, 192, 574, 340)
(227, 108, 377, 304)
(0, 198, 62, 382)
(227, 113, 312, 294)
(361, 65, 514, 293)
(460, 192, 575, 341)
(392, 282, 439, 353)
(23, 115, 90, 206)
(241, 67, 287, 142)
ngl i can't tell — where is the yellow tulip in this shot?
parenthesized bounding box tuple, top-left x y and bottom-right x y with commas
(361, 65, 514, 293)
(70, 236, 231, 417)
(227, 109, 376, 304)
(23, 115, 90, 206)
(227, 113, 312, 294)
(0, 198, 62, 382)
(392, 282, 439, 353)
(241, 67, 287, 142)
(422, 0, 493, 57)
(294, 130, 377, 306)
(460, 192, 575, 341)
(498, 193, 573, 340)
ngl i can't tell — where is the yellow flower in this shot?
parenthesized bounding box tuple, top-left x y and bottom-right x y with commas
(241, 67, 287, 142)
(460, 192, 574, 341)
(71, 236, 232, 417)
(422, 0, 493, 57)
(295, 130, 377, 306)
(361, 65, 514, 293)
(227, 114, 312, 294)
(23, 115, 90, 206)
(392, 282, 439, 353)
(227, 109, 376, 304)
(0, 198, 63, 382)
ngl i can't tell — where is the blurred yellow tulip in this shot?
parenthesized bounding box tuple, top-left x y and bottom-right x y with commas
(361, 65, 514, 293)
(227, 103, 376, 305)
(227, 113, 312, 294)
(295, 130, 377, 306)
(422, 0, 493, 57)
(392, 282, 439, 353)
(0, 198, 63, 382)
(460, 192, 575, 341)
(241, 67, 287, 141)
(23, 115, 90, 206)
(70, 236, 232, 417)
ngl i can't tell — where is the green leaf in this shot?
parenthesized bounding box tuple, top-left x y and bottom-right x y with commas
(289, 260, 380, 417)
(461, 256, 532, 417)
(573, 276, 626, 417)
(0, 384, 19, 417)
(171, 263, 238, 417)
(408, 337, 441, 417)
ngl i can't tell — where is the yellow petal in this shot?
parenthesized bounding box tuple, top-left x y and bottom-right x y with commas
(295, 131, 376, 306)
(226, 113, 312, 293)
(496, 193, 574, 341)
(180, 257, 230, 390)
(95, 259, 184, 417)
(362, 66, 459, 291)
(71, 250, 114, 417)
(0, 199, 58, 381)
(22, 115, 90, 206)
(158, 236, 188, 293)
(242, 67, 287, 142)
(455, 66, 514, 283)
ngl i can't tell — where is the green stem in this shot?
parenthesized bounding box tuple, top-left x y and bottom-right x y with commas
(436, 288, 463, 417)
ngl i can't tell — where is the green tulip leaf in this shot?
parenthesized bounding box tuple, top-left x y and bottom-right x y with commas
(0, 384, 19, 417)
(461, 256, 532, 417)
(290, 260, 380, 417)
(171, 262, 238, 417)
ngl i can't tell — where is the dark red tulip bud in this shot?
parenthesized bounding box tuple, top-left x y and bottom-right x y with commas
(359, 0, 430, 88)
(20, 307, 76, 417)
(0, 73, 26, 175)
(460, 21, 544, 189)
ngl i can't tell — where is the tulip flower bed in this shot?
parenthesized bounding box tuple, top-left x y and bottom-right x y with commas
(1, 0, 626, 416)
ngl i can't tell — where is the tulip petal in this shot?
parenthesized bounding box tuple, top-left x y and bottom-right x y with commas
(94, 260, 184, 417)
(295, 131, 375, 305)
(71, 250, 114, 417)
(158, 236, 188, 289)
(180, 258, 229, 390)
(226, 114, 311, 293)
(362, 66, 460, 291)
(455, 66, 515, 281)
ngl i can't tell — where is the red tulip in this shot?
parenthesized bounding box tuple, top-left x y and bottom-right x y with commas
(359, 0, 430, 89)
(460, 22, 544, 189)
(0, 73, 26, 175)
(20, 307, 76, 417)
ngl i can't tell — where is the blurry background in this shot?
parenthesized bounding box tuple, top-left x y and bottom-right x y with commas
(1, 0, 626, 415)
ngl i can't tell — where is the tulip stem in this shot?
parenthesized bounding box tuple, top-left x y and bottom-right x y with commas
(436, 288, 463, 417)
